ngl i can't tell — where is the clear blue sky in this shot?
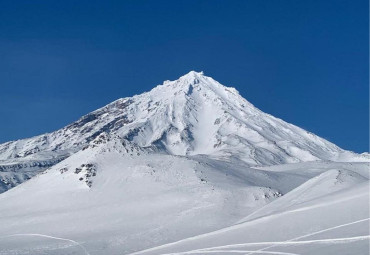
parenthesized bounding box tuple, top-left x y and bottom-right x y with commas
(0, 0, 368, 153)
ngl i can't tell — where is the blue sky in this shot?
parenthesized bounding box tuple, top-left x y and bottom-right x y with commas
(0, 0, 368, 152)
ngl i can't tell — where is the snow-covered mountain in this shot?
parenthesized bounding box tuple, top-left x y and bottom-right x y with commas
(0, 71, 367, 193)
(0, 71, 368, 255)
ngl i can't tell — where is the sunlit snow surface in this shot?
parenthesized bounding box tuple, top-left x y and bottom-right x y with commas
(0, 72, 368, 254)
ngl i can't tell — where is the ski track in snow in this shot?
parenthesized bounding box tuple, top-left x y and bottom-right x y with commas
(163, 250, 300, 255)
(239, 192, 367, 226)
(142, 218, 370, 255)
(170, 236, 369, 255)
(0, 233, 90, 255)
(243, 217, 370, 255)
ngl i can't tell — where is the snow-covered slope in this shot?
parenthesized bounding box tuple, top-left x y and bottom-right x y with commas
(0, 134, 368, 254)
(0, 71, 367, 193)
(0, 71, 368, 254)
(0, 136, 300, 254)
(134, 180, 369, 255)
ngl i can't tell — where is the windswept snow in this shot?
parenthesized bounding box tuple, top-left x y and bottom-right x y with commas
(0, 71, 368, 254)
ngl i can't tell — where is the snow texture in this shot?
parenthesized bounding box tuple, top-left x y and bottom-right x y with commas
(0, 71, 368, 255)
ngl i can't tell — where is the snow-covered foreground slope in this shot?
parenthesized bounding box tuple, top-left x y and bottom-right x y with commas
(0, 136, 368, 254)
(0, 137, 303, 254)
(133, 169, 369, 255)
(0, 71, 368, 254)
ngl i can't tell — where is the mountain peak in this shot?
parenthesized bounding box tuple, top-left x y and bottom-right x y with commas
(181, 70, 204, 79)
(162, 71, 206, 87)
(159, 71, 237, 98)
